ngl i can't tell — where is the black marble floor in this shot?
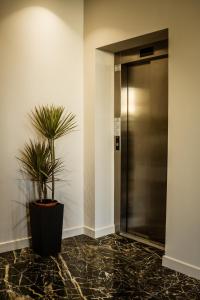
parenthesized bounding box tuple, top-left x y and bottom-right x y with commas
(0, 234, 199, 299)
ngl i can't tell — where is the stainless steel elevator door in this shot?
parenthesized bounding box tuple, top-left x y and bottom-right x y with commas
(126, 58, 168, 244)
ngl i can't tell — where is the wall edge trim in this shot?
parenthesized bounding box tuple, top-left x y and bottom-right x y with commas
(62, 226, 84, 239)
(83, 225, 115, 238)
(0, 225, 115, 253)
(94, 225, 115, 238)
(0, 237, 31, 254)
(162, 255, 200, 280)
(83, 226, 95, 238)
(0, 226, 84, 254)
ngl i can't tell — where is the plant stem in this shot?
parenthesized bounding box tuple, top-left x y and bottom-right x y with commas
(49, 139, 55, 201)
(44, 182, 47, 199)
(38, 180, 42, 202)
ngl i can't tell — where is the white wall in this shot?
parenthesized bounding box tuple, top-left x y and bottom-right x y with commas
(84, 0, 200, 278)
(95, 50, 114, 234)
(0, 0, 84, 251)
(1, 0, 200, 279)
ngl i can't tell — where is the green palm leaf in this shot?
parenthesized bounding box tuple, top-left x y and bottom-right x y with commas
(30, 105, 77, 140)
(17, 140, 64, 200)
(29, 105, 77, 200)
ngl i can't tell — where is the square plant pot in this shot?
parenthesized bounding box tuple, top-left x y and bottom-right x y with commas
(29, 202, 64, 256)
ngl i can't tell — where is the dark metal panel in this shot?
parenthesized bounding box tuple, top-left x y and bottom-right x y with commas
(114, 64, 121, 232)
(117, 40, 168, 65)
(114, 35, 168, 246)
(127, 61, 151, 240)
(120, 66, 128, 233)
(126, 57, 168, 244)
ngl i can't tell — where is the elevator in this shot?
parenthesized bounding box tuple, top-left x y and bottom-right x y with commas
(114, 39, 168, 247)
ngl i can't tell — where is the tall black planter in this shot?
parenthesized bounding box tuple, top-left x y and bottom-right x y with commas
(29, 202, 64, 256)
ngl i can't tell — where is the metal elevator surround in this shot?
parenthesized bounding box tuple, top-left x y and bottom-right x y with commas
(115, 40, 168, 246)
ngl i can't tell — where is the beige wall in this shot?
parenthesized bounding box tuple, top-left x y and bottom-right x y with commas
(84, 0, 200, 278)
(95, 50, 114, 230)
(0, 0, 200, 278)
(0, 0, 84, 250)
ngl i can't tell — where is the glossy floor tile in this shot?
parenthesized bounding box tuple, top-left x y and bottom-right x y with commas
(0, 234, 199, 299)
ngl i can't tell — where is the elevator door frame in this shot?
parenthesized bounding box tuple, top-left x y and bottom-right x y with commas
(114, 41, 168, 248)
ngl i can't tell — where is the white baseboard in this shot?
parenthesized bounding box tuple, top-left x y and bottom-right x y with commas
(162, 255, 200, 280)
(84, 226, 95, 238)
(62, 226, 84, 239)
(83, 225, 115, 238)
(0, 227, 84, 254)
(62, 225, 115, 239)
(0, 225, 115, 254)
(0, 236, 30, 254)
(94, 225, 115, 238)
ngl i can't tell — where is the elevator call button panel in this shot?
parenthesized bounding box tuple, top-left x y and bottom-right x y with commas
(114, 118, 121, 136)
(114, 118, 121, 151)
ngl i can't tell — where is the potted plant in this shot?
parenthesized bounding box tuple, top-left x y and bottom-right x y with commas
(18, 105, 76, 256)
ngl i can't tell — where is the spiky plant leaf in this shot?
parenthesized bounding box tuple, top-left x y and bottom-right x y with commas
(17, 140, 64, 200)
(28, 105, 77, 200)
(30, 105, 77, 140)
